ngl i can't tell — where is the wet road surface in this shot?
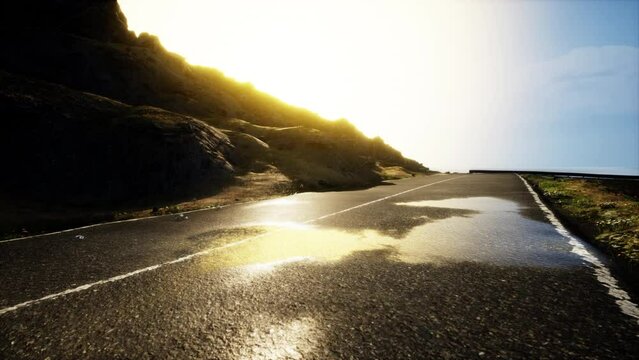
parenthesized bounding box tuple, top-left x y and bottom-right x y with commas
(1, 174, 638, 359)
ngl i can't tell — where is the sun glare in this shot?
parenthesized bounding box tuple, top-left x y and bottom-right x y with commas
(119, 0, 535, 170)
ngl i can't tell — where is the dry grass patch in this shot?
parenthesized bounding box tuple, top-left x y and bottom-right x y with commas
(524, 175, 639, 281)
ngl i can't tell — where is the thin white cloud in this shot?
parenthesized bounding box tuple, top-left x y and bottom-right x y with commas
(524, 46, 639, 116)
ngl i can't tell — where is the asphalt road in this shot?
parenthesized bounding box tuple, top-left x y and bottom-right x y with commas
(1, 173, 638, 359)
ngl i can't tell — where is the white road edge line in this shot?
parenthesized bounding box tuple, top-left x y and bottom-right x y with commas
(518, 174, 639, 324)
(0, 175, 465, 316)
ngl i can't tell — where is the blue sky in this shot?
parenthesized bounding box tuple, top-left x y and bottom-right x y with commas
(509, 0, 639, 174)
(536, 0, 639, 57)
(530, 0, 639, 173)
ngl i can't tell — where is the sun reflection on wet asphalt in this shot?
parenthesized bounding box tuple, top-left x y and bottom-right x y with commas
(198, 197, 582, 275)
(199, 226, 393, 272)
(3, 177, 637, 359)
(203, 197, 585, 358)
(234, 316, 320, 360)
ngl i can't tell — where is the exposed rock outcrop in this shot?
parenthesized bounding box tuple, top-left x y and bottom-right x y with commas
(0, 71, 234, 206)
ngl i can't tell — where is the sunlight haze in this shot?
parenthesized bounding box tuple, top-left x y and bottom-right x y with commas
(119, 0, 639, 174)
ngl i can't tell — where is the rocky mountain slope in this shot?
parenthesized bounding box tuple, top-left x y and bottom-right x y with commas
(0, 0, 429, 236)
(0, 71, 234, 206)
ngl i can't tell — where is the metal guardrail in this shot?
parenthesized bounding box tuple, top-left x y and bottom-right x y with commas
(468, 170, 639, 181)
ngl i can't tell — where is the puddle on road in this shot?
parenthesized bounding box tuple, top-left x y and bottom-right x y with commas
(199, 225, 394, 272)
(397, 197, 520, 212)
(198, 197, 582, 274)
(393, 197, 579, 266)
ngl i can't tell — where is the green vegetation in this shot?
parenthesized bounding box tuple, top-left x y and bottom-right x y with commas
(524, 175, 639, 283)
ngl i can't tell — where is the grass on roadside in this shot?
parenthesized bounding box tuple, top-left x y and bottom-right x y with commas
(524, 175, 639, 278)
